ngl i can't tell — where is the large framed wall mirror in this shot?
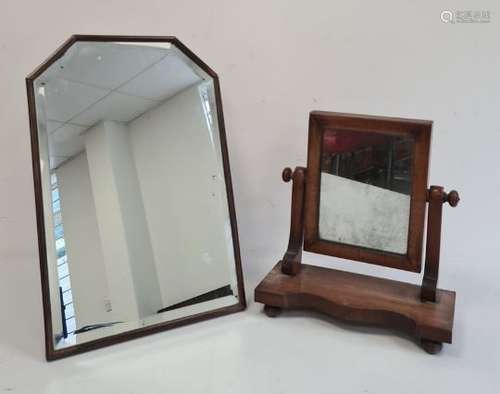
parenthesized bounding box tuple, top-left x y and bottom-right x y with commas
(26, 35, 245, 360)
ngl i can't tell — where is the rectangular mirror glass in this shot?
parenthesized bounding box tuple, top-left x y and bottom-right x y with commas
(304, 112, 431, 272)
(27, 36, 245, 360)
(319, 129, 413, 254)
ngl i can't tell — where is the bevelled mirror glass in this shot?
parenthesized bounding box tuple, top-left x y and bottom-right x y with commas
(26, 35, 245, 360)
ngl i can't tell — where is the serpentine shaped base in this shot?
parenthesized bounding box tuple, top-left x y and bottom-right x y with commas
(255, 262, 455, 354)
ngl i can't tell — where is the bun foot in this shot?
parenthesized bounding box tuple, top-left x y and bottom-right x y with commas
(264, 305, 282, 317)
(420, 339, 443, 354)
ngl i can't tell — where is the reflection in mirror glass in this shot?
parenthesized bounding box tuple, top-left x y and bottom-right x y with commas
(319, 129, 414, 254)
(33, 41, 240, 349)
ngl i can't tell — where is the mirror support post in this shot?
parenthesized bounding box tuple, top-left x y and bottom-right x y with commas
(421, 186, 460, 302)
(281, 167, 307, 276)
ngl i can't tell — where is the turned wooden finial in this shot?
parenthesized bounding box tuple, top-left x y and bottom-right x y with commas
(282, 167, 293, 182)
(445, 190, 460, 207)
(427, 188, 460, 208)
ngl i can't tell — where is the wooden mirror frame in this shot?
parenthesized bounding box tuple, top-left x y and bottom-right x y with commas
(26, 35, 246, 361)
(303, 111, 432, 272)
(255, 110, 460, 354)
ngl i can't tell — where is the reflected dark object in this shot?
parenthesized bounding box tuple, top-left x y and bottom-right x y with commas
(157, 285, 233, 313)
(58, 286, 68, 339)
(74, 322, 123, 334)
(321, 129, 413, 195)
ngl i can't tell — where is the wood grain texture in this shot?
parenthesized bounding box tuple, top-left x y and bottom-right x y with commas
(255, 262, 455, 345)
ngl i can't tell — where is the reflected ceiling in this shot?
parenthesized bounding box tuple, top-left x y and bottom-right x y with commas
(35, 42, 205, 169)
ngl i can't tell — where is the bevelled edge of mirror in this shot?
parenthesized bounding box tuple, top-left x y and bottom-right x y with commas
(26, 35, 246, 361)
(303, 111, 431, 272)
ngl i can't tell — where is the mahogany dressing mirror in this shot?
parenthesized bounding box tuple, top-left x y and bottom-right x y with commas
(27, 35, 245, 360)
(255, 111, 460, 354)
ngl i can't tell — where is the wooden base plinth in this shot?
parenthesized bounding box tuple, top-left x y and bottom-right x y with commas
(255, 262, 455, 354)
